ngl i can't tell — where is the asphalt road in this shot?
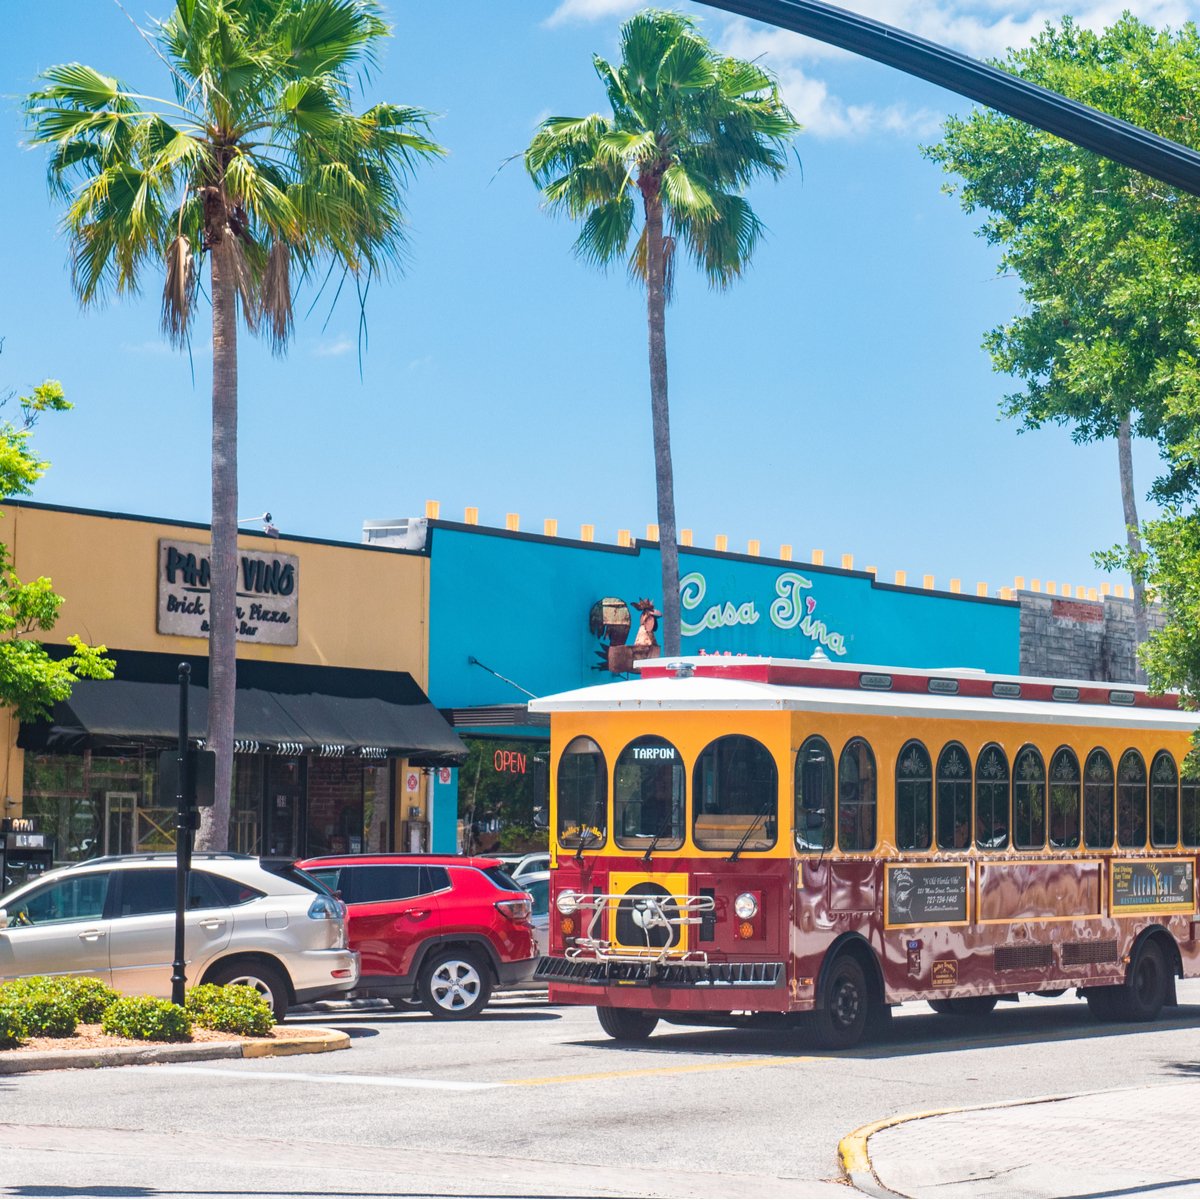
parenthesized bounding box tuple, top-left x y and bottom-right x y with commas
(3, 981, 1200, 1199)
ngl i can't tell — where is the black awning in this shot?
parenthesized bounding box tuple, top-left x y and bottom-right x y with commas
(18, 649, 466, 766)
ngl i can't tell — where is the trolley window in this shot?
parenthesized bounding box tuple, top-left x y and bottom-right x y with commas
(614, 736, 685, 851)
(693, 735, 777, 852)
(1150, 751, 1179, 848)
(975, 744, 1009, 850)
(1048, 747, 1081, 850)
(794, 736, 834, 851)
(1013, 746, 1046, 850)
(1183, 771, 1200, 849)
(1083, 748, 1115, 849)
(936, 742, 972, 851)
(896, 741, 932, 851)
(838, 738, 877, 853)
(1117, 749, 1147, 849)
(557, 736, 608, 850)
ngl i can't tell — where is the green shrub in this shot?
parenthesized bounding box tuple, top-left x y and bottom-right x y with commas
(57, 976, 120, 1023)
(0, 974, 118, 1026)
(101, 997, 192, 1042)
(186, 983, 274, 1037)
(6, 991, 76, 1038)
(0, 1002, 24, 1049)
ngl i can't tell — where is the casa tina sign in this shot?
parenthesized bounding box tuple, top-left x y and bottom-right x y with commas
(679, 570, 848, 656)
(157, 538, 299, 646)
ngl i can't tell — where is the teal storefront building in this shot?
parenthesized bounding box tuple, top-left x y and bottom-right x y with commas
(420, 522, 1020, 851)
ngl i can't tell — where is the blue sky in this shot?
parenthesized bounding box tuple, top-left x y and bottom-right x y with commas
(0, 0, 1191, 597)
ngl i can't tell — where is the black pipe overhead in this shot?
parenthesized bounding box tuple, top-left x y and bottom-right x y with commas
(698, 0, 1200, 197)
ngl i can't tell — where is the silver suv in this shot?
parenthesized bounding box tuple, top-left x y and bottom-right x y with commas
(0, 853, 359, 1021)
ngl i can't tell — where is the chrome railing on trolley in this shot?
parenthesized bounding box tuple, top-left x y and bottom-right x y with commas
(556, 889, 715, 966)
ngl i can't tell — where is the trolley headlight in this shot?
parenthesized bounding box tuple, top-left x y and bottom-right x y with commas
(556, 890, 580, 916)
(734, 892, 759, 920)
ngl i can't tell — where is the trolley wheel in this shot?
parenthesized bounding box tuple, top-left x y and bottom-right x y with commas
(419, 949, 492, 1020)
(596, 1006, 658, 1042)
(949, 996, 998, 1016)
(813, 954, 869, 1049)
(1084, 985, 1121, 1022)
(1113, 941, 1169, 1023)
(927, 999, 954, 1015)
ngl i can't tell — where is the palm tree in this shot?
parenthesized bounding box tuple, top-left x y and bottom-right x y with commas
(26, 0, 444, 848)
(525, 9, 799, 656)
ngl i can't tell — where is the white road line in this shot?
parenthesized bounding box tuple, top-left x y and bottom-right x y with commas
(140, 1065, 501, 1091)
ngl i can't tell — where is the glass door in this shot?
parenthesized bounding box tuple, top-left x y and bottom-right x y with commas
(265, 757, 307, 857)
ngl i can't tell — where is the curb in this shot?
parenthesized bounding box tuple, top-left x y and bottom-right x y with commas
(837, 1090, 1086, 1198)
(0, 1026, 350, 1075)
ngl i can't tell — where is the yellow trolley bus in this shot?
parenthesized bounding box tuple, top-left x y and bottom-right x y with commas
(531, 655, 1200, 1048)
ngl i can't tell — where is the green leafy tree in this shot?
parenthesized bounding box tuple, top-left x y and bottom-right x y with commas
(0, 364, 114, 720)
(924, 15, 1200, 663)
(525, 9, 800, 656)
(26, 0, 444, 848)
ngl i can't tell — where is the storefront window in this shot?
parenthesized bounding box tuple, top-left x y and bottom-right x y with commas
(363, 763, 392, 853)
(306, 758, 366, 857)
(231, 755, 264, 855)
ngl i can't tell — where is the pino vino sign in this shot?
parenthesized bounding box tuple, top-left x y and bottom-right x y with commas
(157, 538, 299, 645)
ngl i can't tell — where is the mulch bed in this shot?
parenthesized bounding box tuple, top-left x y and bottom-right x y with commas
(9, 1023, 315, 1054)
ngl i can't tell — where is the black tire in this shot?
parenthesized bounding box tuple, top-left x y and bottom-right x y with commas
(1113, 941, 1169, 1022)
(388, 996, 423, 1011)
(418, 949, 492, 1020)
(596, 1005, 659, 1042)
(208, 959, 290, 1023)
(1085, 985, 1121, 1022)
(813, 954, 869, 1049)
(927, 999, 954, 1014)
(949, 996, 998, 1016)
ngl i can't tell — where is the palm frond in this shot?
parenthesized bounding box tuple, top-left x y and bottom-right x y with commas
(161, 233, 197, 347)
(575, 195, 636, 268)
(261, 240, 293, 354)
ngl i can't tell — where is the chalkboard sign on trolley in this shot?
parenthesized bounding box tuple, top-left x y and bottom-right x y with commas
(885, 863, 969, 928)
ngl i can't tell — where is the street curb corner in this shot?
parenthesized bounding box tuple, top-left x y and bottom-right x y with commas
(242, 1028, 350, 1058)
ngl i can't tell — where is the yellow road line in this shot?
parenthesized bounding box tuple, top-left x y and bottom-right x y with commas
(505, 1054, 820, 1087)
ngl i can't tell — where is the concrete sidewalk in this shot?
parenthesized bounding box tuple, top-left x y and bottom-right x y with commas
(846, 1079, 1200, 1198)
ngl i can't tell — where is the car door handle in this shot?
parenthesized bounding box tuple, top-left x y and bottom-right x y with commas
(198, 919, 225, 931)
(405, 910, 431, 920)
(78, 929, 105, 942)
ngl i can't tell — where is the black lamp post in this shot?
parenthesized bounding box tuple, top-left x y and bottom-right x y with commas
(170, 662, 193, 1007)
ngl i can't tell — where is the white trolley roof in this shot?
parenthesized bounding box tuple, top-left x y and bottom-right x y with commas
(528, 656, 1199, 734)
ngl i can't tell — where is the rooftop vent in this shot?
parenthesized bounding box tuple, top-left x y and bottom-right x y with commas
(362, 517, 428, 550)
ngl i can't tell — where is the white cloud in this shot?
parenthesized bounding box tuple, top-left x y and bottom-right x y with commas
(544, 0, 639, 28)
(312, 335, 354, 358)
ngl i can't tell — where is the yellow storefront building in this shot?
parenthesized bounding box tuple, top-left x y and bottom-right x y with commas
(0, 501, 463, 868)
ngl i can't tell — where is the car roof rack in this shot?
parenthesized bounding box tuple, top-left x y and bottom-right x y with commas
(62, 852, 256, 868)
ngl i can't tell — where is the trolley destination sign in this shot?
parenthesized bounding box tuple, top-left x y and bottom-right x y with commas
(157, 538, 299, 646)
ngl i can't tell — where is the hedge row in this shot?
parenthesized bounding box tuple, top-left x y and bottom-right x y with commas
(0, 977, 275, 1047)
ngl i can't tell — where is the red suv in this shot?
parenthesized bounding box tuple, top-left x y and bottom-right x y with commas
(296, 855, 537, 1019)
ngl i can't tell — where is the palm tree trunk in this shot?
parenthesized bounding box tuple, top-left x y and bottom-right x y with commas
(1118, 416, 1149, 683)
(196, 231, 238, 851)
(645, 194, 680, 657)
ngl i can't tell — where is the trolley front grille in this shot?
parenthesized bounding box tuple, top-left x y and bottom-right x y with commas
(534, 956, 784, 988)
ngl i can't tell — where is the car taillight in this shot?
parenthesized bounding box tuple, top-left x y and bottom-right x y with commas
(307, 896, 341, 920)
(495, 898, 531, 920)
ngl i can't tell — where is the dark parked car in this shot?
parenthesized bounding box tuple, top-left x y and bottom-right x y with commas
(297, 854, 537, 1019)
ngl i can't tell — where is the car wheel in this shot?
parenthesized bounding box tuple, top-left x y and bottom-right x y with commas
(208, 960, 290, 1024)
(813, 954, 869, 1049)
(419, 949, 492, 1019)
(596, 1005, 658, 1042)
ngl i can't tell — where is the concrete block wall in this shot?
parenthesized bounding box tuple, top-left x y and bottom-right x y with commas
(1018, 591, 1163, 684)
